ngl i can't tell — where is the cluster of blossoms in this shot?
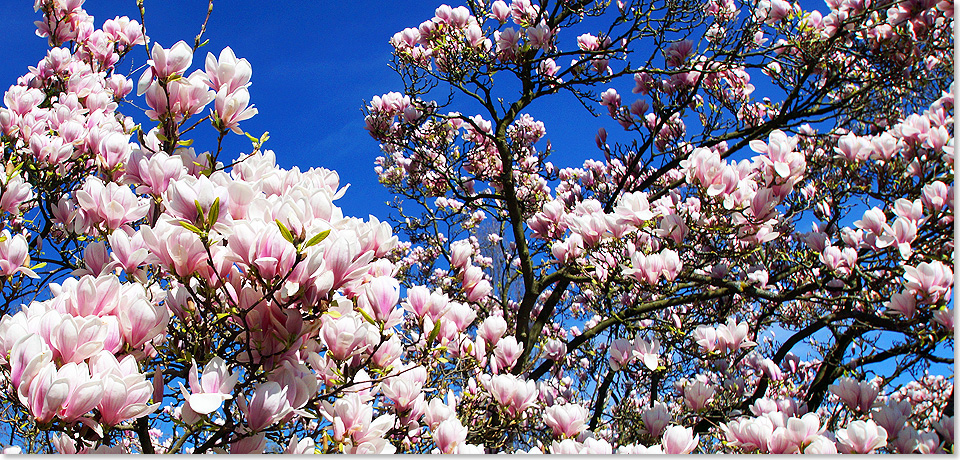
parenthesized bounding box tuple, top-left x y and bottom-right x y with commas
(0, 0, 953, 455)
(359, 0, 953, 455)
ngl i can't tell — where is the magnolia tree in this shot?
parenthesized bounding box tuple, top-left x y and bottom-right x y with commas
(0, 0, 953, 455)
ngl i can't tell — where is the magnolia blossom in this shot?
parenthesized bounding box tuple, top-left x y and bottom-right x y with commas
(836, 420, 887, 454)
(543, 403, 589, 438)
(214, 86, 258, 134)
(661, 425, 699, 454)
(179, 357, 238, 416)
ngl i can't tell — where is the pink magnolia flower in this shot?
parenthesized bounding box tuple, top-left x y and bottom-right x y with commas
(836, 419, 887, 454)
(203, 47, 252, 95)
(551, 234, 583, 265)
(750, 129, 804, 184)
(803, 435, 838, 454)
(490, 0, 510, 21)
(179, 357, 238, 416)
(493, 335, 524, 371)
(148, 40, 193, 80)
(623, 250, 663, 285)
(8, 334, 51, 392)
(933, 308, 952, 330)
(921, 180, 950, 211)
(782, 413, 823, 449)
(231, 433, 266, 454)
(49, 313, 107, 364)
(164, 71, 215, 119)
(663, 39, 694, 67)
(661, 425, 699, 454)
(716, 318, 757, 352)
(683, 380, 715, 411)
(371, 334, 403, 368)
(854, 206, 887, 235)
(117, 296, 169, 348)
(126, 149, 186, 196)
(322, 392, 396, 451)
(722, 416, 773, 452)
(487, 374, 538, 418)
(97, 372, 158, 426)
(0, 230, 37, 278)
(608, 338, 632, 370)
(543, 338, 566, 360)
(871, 398, 911, 436)
(423, 395, 455, 429)
(24, 361, 104, 424)
(381, 368, 425, 411)
(543, 403, 589, 438)
(4, 86, 44, 116)
(828, 376, 879, 413)
(834, 132, 874, 162)
(107, 229, 150, 276)
(164, 174, 229, 225)
(140, 219, 208, 277)
(527, 23, 553, 50)
(449, 240, 473, 268)
(903, 260, 953, 303)
(819, 245, 857, 275)
(403, 285, 450, 319)
(74, 177, 148, 231)
(62, 274, 122, 317)
(694, 325, 719, 353)
(443, 301, 477, 332)
(614, 191, 656, 228)
(550, 439, 583, 454)
(462, 265, 492, 302)
(640, 402, 671, 437)
(213, 86, 257, 134)
(632, 337, 660, 370)
(600, 88, 621, 112)
(577, 33, 600, 51)
(284, 436, 316, 454)
(527, 199, 566, 239)
(320, 309, 378, 361)
(767, 427, 801, 454)
(242, 381, 293, 432)
(932, 416, 953, 444)
(433, 417, 468, 453)
(477, 315, 508, 344)
(885, 291, 917, 318)
(359, 276, 401, 323)
(0, 173, 34, 214)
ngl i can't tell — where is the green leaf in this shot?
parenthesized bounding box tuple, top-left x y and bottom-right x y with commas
(30, 262, 46, 270)
(194, 200, 205, 223)
(208, 197, 220, 229)
(357, 307, 377, 325)
(276, 219, 294, 244)
(180, 221, 203, 235)
(427, 319, 442, 345)
(177, 138, 194, 147)
(304, 229, 331, 248)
